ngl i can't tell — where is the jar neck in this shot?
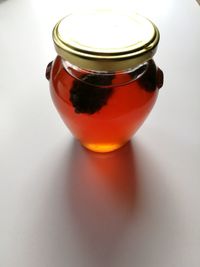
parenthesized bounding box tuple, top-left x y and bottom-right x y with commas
(62, 58, 149, 87)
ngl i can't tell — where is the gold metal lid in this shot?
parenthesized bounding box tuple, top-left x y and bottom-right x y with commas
(53, 9, 160, 71)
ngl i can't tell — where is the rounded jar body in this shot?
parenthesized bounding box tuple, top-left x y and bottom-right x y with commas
(47, 56, 162, 152)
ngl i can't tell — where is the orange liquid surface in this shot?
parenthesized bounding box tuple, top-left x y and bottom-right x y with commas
(50, 57, 159, 152)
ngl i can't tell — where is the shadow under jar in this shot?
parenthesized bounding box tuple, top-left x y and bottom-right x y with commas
(46, 10, 164, 153)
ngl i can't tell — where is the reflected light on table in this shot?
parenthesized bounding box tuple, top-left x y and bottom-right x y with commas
(66, 140, 138, 262)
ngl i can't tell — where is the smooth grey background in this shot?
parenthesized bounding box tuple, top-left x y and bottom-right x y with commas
(0, 0, 200, 266)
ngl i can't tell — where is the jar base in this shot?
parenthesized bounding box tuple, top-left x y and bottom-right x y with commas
(82, 142, 126, 153)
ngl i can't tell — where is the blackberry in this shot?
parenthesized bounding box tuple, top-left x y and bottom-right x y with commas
(70, 74, 114, 115)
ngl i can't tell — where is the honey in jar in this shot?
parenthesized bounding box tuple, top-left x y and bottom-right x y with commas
(46, 10, 163, 152)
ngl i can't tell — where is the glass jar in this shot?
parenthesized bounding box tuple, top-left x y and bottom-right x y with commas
(46, 10, 163, 153)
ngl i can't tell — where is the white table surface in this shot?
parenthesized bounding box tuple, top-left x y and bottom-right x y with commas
(0, 0, 200, 266)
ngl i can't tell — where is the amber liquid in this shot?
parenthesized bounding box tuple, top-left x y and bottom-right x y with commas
(50, 57, 160, 152)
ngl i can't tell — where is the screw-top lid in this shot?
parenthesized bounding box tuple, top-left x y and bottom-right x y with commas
(53, 9, 160, 71)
